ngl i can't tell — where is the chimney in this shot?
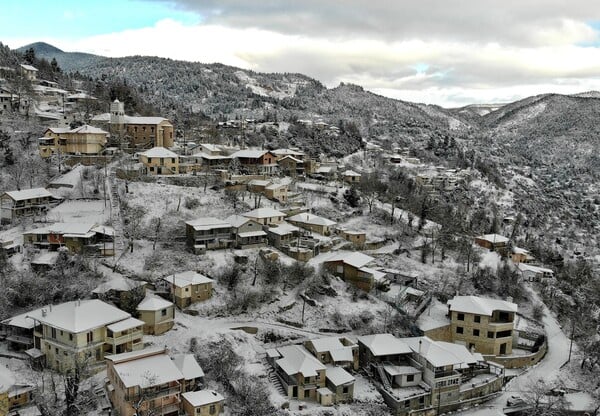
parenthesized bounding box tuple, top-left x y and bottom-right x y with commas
(49, 305, 52, 312)
(418, 340, 422, 355)
(42, 309, 47, 317)
(506, 296, 513, 304)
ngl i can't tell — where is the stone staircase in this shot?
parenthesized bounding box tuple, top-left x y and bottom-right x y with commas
(267, 367, 286, 396)
(106, 168, 125, 256)
(374, 363, 392, 391)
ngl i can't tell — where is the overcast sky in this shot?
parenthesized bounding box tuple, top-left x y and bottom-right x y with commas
(4, 0, 600, 107)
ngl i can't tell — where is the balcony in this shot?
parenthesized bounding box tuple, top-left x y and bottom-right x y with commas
(106, 331, 143, 345)
(126, 385, 180, 402)
(434, 369, 460, 379)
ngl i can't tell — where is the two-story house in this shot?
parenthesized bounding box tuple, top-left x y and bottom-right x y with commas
(139, 147, 179, 175)
(266, 345, 326, 402)
(447, 295, 518, 355)
(181, 390, 225, 416)
(404, 336, 482, 410)
(161, 271, 214, 308)
(24, 299, 138, 372)
(0, 188, 61, 222)
(242, 208, 286, 226)
(225, 215, 267, 248)
(136, 295, 175, 335)
(230, 149, 277, 175)
(323, 252, 386, 292)
(23, 222, 115, 256)
(287, 213, 336, 236)
(105, 347, 205, 416)
(474, 234, 509, 255)
(185, 217, 233, 252)
(304, 337, 359, 370)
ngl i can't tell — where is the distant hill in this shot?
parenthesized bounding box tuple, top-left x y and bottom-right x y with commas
(17, 42, 102, 72)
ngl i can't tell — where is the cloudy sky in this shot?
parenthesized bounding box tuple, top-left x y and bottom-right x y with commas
(4, 0, 600, 107)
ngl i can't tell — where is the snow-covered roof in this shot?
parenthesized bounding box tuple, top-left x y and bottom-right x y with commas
(92, 276, 145, 294)
(141, 147, 178, 158)
(447, 295, 518, 316)
(69, 124, 108, 135)
(182, 390, 224, 407)
(271, 148, 304, 157)
(45, 127, 71, 134)
(31, 251, 59, 265)
(309, 337, 355, 353)
(357, 334, 412, 356)
(48, 165, 84, 188)
(343, 170, 361, 177)
(316, 166, 335, 174)
(248, 179, 271, 187)
(324, 251, 374, 269)
(25, 222, 101, 238)
(107, 349, 184, 388)
(172, 354, 205, 380)
(137, 295, 173, 311)
(404, 336, 479, 368)
(242, 207, 285, 219)
(194, 152, 231, 160)
(163, 271, 213, 288)
(225, 214, 252, 228)
(20, 64, 38, 71)
(383, 365, 421, 376)
(106, 317, 144, 332)
(27, 299, 130, 333)
(288, 213, 336, 227)
(276, 345, 325, 378)
(124, 115, 170, 125)
(0, 367, 15, 393)
(238, 230, 267, 238)
(278, 155, 303, 163)
(359, 267, 387, 282)
(4, 188, 53, 201)
(186, 217, 231, 231)
(512, 247, 530, 255)
(266, 222, 299, 236)
(325, 366, 354, 386)
(476, 234, 509, 244)
(231, 149, 268, 159)
(516, 263, 554, 274)
(200, 143, 221, 152)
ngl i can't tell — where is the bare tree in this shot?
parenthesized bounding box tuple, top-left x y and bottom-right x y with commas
(123, 206, 147, 253)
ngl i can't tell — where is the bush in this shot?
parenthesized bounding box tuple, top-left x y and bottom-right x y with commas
(184, 197, 200, 210)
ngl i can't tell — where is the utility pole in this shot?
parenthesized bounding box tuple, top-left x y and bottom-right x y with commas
(567, 315, 575, 363)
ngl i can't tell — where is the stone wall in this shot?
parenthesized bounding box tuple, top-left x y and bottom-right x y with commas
(424, 324, 453, 342)
(485, 339, 547, 369)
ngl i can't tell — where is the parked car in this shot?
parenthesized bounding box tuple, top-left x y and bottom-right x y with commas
(507, 395, 527, 407)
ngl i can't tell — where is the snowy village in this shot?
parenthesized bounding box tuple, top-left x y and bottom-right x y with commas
(1, 8, 600, 416)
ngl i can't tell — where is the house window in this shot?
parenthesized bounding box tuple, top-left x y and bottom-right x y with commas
(488, 331, 495, 338)
(456, 327, 464, 334)
(87, 331, 94, 343)
(474, 315, 481, 323)
(457, 313, 464, 321)
(209, 404, 216, 414)
(161, 309, 167, 316)
(69, 333, 73, 341)
(51, 328, 57, 338)
(185, 287, 189, 292)
(473, 329, 480, 337)
(407, 374, 415, 382)
(343, 386, 349, 394)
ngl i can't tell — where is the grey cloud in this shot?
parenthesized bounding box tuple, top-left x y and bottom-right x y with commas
(158, 0, 600, 46)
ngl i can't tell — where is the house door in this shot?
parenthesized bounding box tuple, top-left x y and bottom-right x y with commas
(292, 386, 298, 398)
(500, 343, 507, 355)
